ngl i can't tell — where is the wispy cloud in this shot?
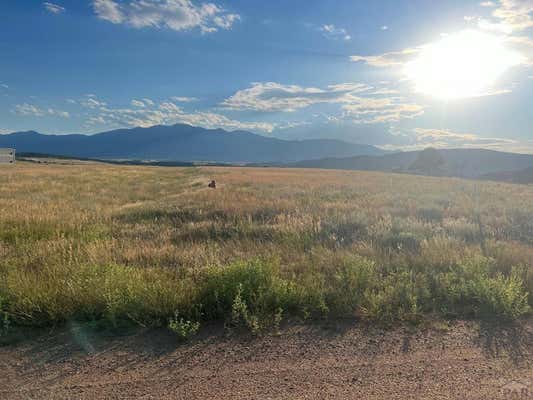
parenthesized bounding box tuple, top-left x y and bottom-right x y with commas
(471, 1, 533, 65)
(93, 0, 123, 23)
(131, 99, 146, 108)
(13, 103, 69, 118)
(350, 48, 420, 67)
(383, 127, 533, 153)
(320, 24, 351, 41)
(92, 0, 240, 33)
(83, 97, 273, 132)
(79, 95, 107, 109)
(171, 96, 199, 102)
(44, 2, 65, 14)
(342, 97, 425, 124)
(491, 0, 533, 32)
(220, 81, 425, 124)
(221, 82, 372, 112)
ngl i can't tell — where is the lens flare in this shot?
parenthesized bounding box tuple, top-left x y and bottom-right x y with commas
(404, 30, 525, 99)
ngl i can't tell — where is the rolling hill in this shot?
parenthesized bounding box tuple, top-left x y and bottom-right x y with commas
(480, 166, 533, 184)
(0, 124, 384, 163)
(290, 148, 533, 179)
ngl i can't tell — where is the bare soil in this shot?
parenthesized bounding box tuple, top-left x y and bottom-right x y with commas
(1, 320, 532, 399)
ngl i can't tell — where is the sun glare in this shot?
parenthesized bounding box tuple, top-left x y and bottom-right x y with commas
(404, 30, 524, 99)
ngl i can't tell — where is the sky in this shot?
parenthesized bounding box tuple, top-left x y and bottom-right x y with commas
(1, 0, 533, 152)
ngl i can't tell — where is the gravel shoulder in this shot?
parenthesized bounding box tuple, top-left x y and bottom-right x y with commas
(1, 320, 532, 399)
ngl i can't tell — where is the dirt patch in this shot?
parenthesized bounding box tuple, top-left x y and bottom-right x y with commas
(1, 320, 532, 399)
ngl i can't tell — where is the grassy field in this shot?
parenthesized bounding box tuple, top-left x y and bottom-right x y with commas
(1, 162, 532, 337)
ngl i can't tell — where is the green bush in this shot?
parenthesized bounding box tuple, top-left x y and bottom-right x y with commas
(230, 285, 261, 333)
(0, 255, 530, 337)
(363, 270, 430, 322)
(321, 256, 377, 317)
(168, 313, 200, 340)
(197, 259, 298, 331)
(433, 258, 530, 319)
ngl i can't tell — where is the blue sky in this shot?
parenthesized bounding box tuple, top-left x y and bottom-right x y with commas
(1, 0, 532, 152)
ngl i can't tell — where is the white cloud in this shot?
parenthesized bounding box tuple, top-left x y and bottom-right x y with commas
(0, 83, 8, 89)
(383, 127, 533, 153)
(92, 0, 240, 33)
(131, 99, 146, 107)
(221, 82, 372, 112)
(491, 0, 533, 32)
(171, 96, 199, 102)
(342, 97, 425, 124)
(220, 81, 426, 124)
(171, 109, 274, 132)
(44, 2, 65, 14)
(381, 25, 389, 30)
(85, 100, 274, 132)
(13, 104, 47, 117)
(476, 18, 514, 33)
(93, 0, 124, 23)
(504, 35, 533, 65)
(52, 111, 69, 118)
(480, 1, 497, 7)
(320, 24, 351, 41)
(50, 109, 70, 118)
(0, 128, 12, 135)
(79, 95, 107, 109)
(351, 48, 420, 67)
(13, 103, 69, 118)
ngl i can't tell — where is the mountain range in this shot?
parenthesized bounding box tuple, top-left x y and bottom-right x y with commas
(0, 124, 384, 163)
(2, 124, 533, 183)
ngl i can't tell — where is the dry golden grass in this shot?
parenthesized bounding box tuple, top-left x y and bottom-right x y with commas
(0, 162, 532, 332)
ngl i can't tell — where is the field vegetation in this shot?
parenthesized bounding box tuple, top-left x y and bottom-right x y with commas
(1, 163, 532, 338)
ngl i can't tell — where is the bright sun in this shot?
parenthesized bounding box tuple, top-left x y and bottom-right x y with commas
(404, 30, 524, 100)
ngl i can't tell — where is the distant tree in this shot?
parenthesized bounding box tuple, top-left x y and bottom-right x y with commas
(408, 148, 445, 175)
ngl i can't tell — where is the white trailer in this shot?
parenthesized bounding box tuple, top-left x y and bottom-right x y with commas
(0, 148, 15, 164)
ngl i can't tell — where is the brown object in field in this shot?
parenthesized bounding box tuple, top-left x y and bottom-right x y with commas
(208, 180, 216, 188)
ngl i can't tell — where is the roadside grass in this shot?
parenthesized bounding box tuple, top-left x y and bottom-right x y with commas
(0, 164, 532, 339)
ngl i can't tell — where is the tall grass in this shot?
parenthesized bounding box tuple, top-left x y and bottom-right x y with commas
(0, 163, 532, 337)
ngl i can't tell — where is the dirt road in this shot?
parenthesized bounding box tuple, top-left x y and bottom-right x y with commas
(1, 320, 532, 399)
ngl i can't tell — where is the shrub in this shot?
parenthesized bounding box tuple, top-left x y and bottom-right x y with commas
(197, 259, 298, 331)
(230, 285, 261, 333)
(433, 258, 530, 319)
(321, 256, 377, 317)
(362, 270, 429, 323)
(168, 313, 200, 340)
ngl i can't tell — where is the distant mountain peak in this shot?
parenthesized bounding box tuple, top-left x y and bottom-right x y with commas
(0, 124, 385, 163)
